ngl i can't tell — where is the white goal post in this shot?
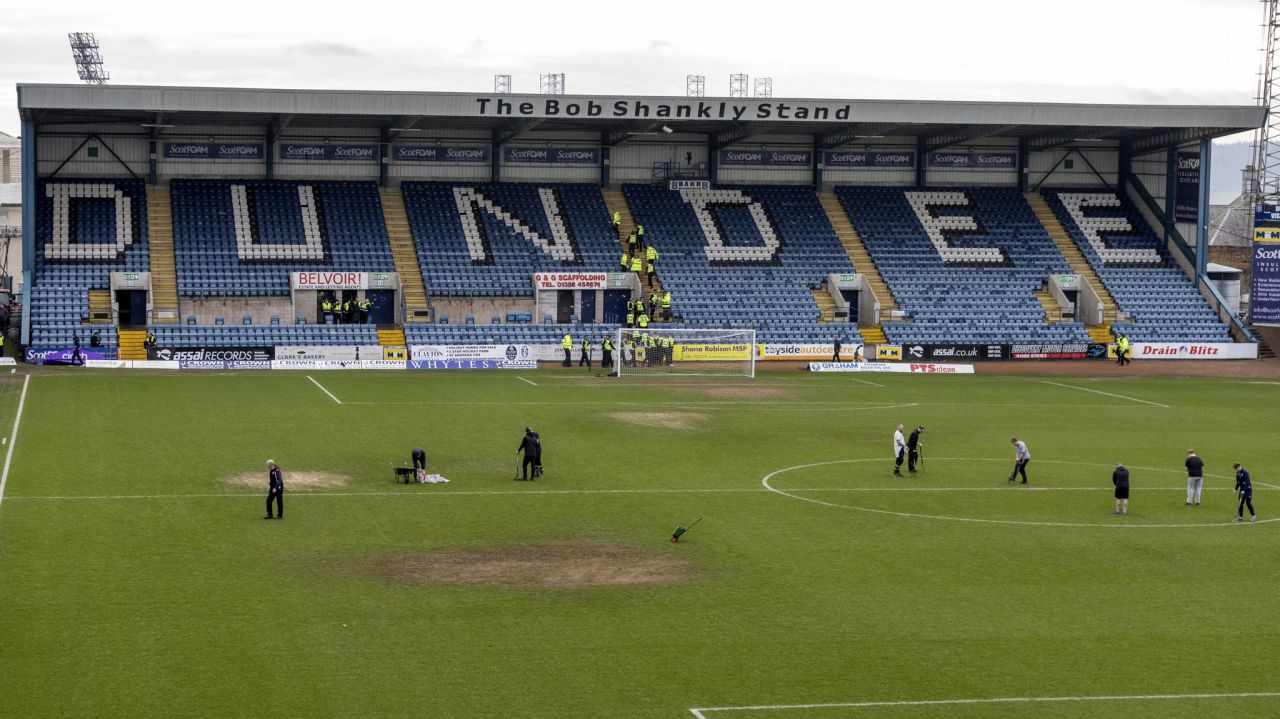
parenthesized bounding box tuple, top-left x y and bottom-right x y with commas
(614, 328, 756, 378)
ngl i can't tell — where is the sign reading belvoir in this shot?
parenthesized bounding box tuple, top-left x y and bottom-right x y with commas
(292, 272, 392, 290)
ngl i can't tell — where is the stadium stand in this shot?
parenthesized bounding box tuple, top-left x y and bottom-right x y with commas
(170, 179, 395, 298)
(622, 184, 851, 342)
(1041, 190, 1232, 342)
(29, 178, 148, 347)
(400, 182, 619, 296)
(151, 323, 378, 348)
(835, 187, 1091, 345)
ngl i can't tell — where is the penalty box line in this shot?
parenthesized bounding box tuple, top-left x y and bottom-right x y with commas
(690, 690, 1280, 716)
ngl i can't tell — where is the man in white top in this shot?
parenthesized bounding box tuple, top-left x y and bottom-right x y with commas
(1009, 438, 1030, 484)
(893, 424, 906, 477)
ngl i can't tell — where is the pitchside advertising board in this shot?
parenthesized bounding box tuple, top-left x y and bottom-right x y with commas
(1130, 342, 1258, 360)
(150, 347, 274, 370)
(1252, 203, 1280, 326)
(756, 344, 865, 361)
(809, 362, 975, 374)
(410, 344, 537, 368)
(24, 348, 117, 365)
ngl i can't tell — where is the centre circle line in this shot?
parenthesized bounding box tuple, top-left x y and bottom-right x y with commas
(761, 458, 1274, 529)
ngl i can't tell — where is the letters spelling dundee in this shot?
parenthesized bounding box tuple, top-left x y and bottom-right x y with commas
(475, 98, 855, 121)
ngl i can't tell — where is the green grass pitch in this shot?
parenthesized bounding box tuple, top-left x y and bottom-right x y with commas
(0, 368, 1276, 718)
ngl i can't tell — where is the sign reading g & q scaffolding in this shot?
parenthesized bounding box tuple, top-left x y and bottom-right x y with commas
(533, 272, 610, 290)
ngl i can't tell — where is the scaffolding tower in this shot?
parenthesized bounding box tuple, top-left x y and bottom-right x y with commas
(494, 74, 512, 94)
(753, 77, 773, 98)
(1254, 1, 1280, 202)
(539, 74, 566, 95)
(729, 74, 749, 98)
(686, 75, 705, 98)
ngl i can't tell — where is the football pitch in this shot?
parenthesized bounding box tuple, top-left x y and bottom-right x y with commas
(0, 368, 1276, 717)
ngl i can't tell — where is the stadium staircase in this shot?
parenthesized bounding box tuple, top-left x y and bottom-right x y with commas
(1026, 193, 1117, 326)
(87, 289, 113, 324)
(603, 188, 669, 322)
(1247, 324, 1276, 358)
(117, 329, 147, 360)
(379, 188, 432, 323)
(811, 288, 837, 322)
(818, 192, 898, 346)
(145, 185, 180, 324)
(1033, 283, 1064, 323)
(377, 326, 406, 347)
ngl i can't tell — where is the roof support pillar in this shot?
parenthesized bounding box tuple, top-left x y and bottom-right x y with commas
(490, 130, 501, 182)
(379, 127, 390, 188)
(813, 136, 824, 191)
(707, 134, 718, 185)
(21, 120, 36, 345)
(1196, 138, 1211, 280)
(1017, 137, 1029, 194)
(600, 140, 611, 187)
(915, 135, 927, 187)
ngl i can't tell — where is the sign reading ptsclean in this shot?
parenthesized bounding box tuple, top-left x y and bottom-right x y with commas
(292, 272, 392, 290)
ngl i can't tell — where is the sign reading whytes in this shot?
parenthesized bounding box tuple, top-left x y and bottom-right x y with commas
(533, 272, 609, 290)
(292, 272, 390, 290)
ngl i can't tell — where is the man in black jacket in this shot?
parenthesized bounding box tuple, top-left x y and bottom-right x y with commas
(265, 460, 284, 519)
(907, 425, 925, 474)
(1112, 462, 1130, 515)
(517, 427, 541, 481)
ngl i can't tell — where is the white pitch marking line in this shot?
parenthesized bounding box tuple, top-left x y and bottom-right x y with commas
(1042, 380, 1169, 408)
(517, 376, 538, 386)
(689, 690, 1280, 715)
(761, 458, 1277, 528)
(0, 375, 31, 511)
(848, 377, 885, 388)
(306, 375, 342, 404)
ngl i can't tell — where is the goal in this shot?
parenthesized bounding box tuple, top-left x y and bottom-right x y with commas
(614, 327, 756, 378)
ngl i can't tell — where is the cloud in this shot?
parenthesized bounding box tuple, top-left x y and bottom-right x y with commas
(649, 39, 678, 52)
(286, 42, 369, 57)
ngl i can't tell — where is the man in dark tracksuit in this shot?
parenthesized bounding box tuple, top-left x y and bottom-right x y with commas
(907, 425, 925, 474)
(517, 427, 541, 481)
(1233, 463, 1257, 522)
(832, 335, 842, 362)
(1112, 462, 1130, 515)
(412, 447, 427, 471)
(265, 460, 283, 519)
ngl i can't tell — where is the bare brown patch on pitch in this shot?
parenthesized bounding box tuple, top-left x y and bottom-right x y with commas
(375, 543, 697, 588)
(699, 386, 794, 400)
(219, 470, 348, 490)
(609, 411, 708, 430)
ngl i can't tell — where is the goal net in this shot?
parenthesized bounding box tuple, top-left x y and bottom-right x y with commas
(614, 328, 756, 378)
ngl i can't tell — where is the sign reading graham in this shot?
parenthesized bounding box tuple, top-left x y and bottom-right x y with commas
(504, 147, 599, 165)
(474, 97, 857, 121)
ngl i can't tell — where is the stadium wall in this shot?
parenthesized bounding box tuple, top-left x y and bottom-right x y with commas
(925, 138, 1018, 186)
(1027, 146, 1118, 188)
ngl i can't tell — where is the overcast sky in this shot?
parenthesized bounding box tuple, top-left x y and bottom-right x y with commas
(0, 0, 1264, 142)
